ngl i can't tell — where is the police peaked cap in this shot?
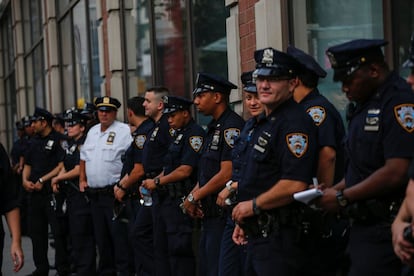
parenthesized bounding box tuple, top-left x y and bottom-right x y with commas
(22, 115, 33, 127)
(163, 96, 193, 114)
(253, 47, 302, 78)
(193, 72, 237, 95)
(64, 108, 89, 126)
(32, 107, 54, 123)
(94, 96, 121, 111)
(240, 71, 257, 93)
(326, 39, 387, 81)
(403, 33, 414, 68)
(287, 45, 327, 78)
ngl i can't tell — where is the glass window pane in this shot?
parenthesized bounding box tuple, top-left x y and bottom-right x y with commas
(57, 0, 71, 16)
(88, 1, 102, 99)
(291, 0, 383, 118)
(153, 0, 189, 97)
(25, 55, 35, 114)
(73, 0, 90, 106)
(59, 15, 75, 108)
(30, 0, 42, 45)
(133, 0, 153, 94)
(23, 1, 31, 52)
(392, 0, 414, 78)
(33, 45, 45, 107)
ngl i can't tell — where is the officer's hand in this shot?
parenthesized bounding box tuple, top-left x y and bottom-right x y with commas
(183, 198, 204, 218)
(232, 200, 254, 223)
(33, 181, 43, 191)
(10, 241, 24, 272)
(142, 179, 156, 191)
(114, 185, 126, 202)
(315, 187, 339, 212)
(232, 224, 247, 245)
(51, 177, 59, 193)
(79, 180, 88, 192)
(216, 187, 231, 207)
(392, 220, 414, 264)
(22, 180, 35, 192)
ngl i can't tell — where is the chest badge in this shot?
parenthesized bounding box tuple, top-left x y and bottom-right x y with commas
(174, 134, 183, 144)
(307, 106, 326, 126)
(107, 132, 116, 144)
(190, 136, 203, 152)
(224, 128, 240, 148)
(150, 127, 159, 141)
(45, 140, 54, 150)
(286, 133, 308, 158)
(210, 130, 220, 150)
(394, 104, 414, 133)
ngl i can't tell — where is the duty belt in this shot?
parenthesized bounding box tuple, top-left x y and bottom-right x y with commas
(85, 185, 114, 196)
(345, 198, 401, 225)
(157, 180, 193, 200)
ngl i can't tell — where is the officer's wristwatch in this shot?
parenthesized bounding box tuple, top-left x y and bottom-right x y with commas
(187, 193, 196, 204)
(38, 178, 44, 184)
(336, 190, 349, 208)
(252, 197, 261, 215)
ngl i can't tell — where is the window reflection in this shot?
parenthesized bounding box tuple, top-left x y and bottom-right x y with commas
(291, 0, 383, 119)
(60, 15, 75, 108)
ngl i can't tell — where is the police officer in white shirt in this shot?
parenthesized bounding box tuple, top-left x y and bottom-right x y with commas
(79, 96, 132, 275)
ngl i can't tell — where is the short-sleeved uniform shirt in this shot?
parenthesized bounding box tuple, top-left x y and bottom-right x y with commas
(25, 130, 66, 186)
(80, 121, 132, 188)
(121, 119, 154, 178)
(345, 72, 414, 195)
(237, 98, 318, 202)
(163, 119, 205, 185)
(232, 117, 258, 182)
(299, 88, 346, 183)
(63, 136, 86, 183)
(198, 108, 245, 204)
(142, 115, 174, 175)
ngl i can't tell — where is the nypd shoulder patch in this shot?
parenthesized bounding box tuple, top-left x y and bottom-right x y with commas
(286, 133, 308, 158)
(224, 128, 241, 148)
(135, 135, 146, 149)
(307, 106, 326, 126)
(394, 104, 414, 133)
(189, 136, 203, 152)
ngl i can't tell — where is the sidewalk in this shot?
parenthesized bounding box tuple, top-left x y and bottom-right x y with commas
(2, 218, 56, 276)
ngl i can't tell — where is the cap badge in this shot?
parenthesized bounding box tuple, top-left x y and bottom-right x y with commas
(262, 48, 274, 65)
(326, 51, 337, 67)
(103, 97, 110, 104)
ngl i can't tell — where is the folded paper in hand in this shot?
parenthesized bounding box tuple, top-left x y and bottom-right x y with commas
(293, 188, 323, 205)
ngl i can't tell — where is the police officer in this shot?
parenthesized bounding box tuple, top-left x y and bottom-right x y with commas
(134, 86, 174, 276)
(287, 45, 348, 275)
(50, 109, 96, 275)
(22, 107, 66, 276)
(113, 96, 154, 274)
(318, 39, 414, 275)
(0, 142, 24, 275)
(183, 72, 244, 276)
(216, 71, 263, 276)
(231, 47, 318, 275)
(141, 95, 204, 276)
(79, 96, 132, 275)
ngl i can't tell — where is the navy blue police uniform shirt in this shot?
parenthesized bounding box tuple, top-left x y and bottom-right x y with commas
(345, 72, 414, 190)
(121, 118, 154, 178)
(198, 108, 245, 189)
(25, 130, 65, 185)
(231, 117, 259, 182)
(0, 143, 19, 214)
(142, 115, 174, 175)
(164, 119, 205, 184)
(63, 136, 86, 181)
(237, 98, 318, 202)
(299, 88, 346, 183)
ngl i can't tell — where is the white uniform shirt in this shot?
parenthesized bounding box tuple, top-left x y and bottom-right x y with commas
(80, 120, 132, 188)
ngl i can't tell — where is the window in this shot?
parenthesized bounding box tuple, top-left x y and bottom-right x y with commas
(290, 0, 383, 118)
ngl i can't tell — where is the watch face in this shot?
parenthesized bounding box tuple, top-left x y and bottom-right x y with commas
(188, 193, 194, 202)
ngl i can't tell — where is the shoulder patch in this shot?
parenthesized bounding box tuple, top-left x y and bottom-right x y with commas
(394, 104, 414, 133)
(189, 136, 203, 152)
(224, 128, 240, 148)
(134, 135, 146, 149)
(286, 133, 308, 158)
(306, 106, 326, 126)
